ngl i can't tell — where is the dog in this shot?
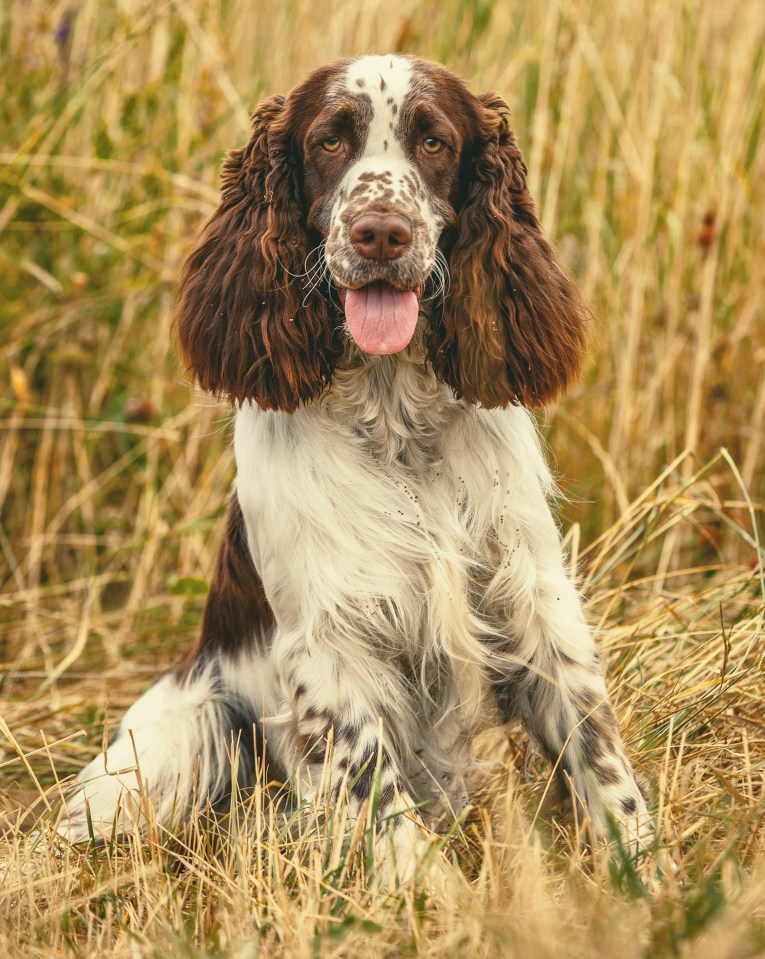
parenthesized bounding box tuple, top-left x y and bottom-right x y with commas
(60, 54, 650, 880)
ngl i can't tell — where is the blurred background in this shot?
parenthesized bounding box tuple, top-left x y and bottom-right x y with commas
(1, 0, 763, 818)
(2, 3, 765, 954)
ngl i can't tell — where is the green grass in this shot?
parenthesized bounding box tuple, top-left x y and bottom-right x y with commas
(1, 1, 764, 956)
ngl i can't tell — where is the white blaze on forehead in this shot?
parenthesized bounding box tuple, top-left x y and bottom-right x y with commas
(323, 52, 443, 342)
(343, 55, 413, 160)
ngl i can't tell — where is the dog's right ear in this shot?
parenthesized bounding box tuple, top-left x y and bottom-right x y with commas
(430, 92, 588, 409)
(174, 95, 342, 412)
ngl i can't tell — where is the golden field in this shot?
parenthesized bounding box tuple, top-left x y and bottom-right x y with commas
(1, 0, 764, 955)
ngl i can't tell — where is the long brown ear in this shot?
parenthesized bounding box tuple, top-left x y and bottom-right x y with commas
(174, 96, 341, 412)
(429, 93, 588, 409)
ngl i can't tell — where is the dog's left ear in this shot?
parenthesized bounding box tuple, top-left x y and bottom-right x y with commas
(429, 92, 588, 409)
(174, 94, 342, 412)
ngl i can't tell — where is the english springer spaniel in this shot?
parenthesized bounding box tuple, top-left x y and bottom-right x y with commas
(60, 54, 650, 879)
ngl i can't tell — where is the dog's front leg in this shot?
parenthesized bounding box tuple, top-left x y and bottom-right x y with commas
(234, 405, 446, 884)
(487, 490, 651, 850)
(273, 635, 432, 886)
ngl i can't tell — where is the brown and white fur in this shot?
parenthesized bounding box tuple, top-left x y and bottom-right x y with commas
(60, 55, 650, 880)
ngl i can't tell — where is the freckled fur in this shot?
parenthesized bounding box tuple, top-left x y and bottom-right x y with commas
(60, 54, 651, 877)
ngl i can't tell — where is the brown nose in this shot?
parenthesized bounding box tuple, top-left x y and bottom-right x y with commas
(350, 214, 412, 261)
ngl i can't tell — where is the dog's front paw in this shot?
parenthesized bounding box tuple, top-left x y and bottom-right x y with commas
(369, 814, 454, 894)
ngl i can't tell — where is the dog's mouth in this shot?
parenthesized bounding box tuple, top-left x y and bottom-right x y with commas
(338, 282, 422, 355)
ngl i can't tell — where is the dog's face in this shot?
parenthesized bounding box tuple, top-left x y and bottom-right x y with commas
(300, 56, 462, 353)
(175, 54, 587, 411)
(292, 56, 472, 353)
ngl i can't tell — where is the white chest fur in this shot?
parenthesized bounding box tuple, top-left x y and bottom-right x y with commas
(233, 354, 557, 729)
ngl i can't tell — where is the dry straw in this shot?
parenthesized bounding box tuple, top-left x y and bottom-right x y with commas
(1, 0, 764, 955)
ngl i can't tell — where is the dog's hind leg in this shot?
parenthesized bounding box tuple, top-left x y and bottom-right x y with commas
(59, 494, 276, 841)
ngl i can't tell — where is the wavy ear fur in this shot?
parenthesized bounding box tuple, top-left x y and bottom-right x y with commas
(430, 92, 588, 409)
(174, 95, 341, 412)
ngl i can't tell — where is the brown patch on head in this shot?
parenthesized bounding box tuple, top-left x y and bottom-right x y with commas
(303, 94, 374, 233)
(358, 171, 388, 183)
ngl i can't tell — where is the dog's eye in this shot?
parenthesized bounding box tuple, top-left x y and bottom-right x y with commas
(421, 136, 444, 155)
(321, 136, 344, 154)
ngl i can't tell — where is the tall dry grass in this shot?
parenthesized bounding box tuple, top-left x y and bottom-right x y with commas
(1, 0, 764, 956)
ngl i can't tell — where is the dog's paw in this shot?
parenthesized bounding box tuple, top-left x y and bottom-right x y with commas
(370, 814, 452, 893)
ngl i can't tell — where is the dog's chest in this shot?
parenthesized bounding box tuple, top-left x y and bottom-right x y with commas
(322, 353, 455, 469)
(233, 359, 546, 644)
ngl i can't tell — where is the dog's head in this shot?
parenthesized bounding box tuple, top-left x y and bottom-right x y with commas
(175, 55, 587, 411)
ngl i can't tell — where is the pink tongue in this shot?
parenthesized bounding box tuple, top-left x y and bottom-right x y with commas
(344, 283, 419, 354)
